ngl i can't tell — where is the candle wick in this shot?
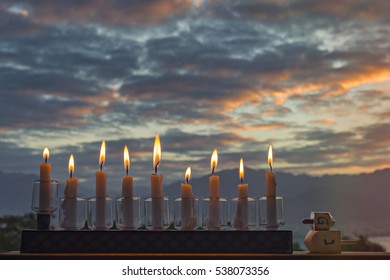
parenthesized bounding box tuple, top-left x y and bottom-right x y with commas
(186, 177, 189, 184)
(211, 166, 215, 175)
(155, 161, 159, 175)
(44, 157, 48, 164)
(269, 163, 273, 173)
(240, 177, 243, 184)
(70, 170, 73, 178)
(100, 161, 103, 172)
(126, 166, 129, 176)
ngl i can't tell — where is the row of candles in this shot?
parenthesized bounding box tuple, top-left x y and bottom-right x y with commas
(38, 135, 278, 230)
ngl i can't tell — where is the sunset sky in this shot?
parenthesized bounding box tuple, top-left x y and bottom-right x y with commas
(1, 0, 389, 192)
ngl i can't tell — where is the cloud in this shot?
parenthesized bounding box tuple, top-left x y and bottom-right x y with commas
(310, 119, 335, 125)
(0, 9, 41, 36)
(246, 123, 288, 131)
(0, 0, 389, 179)
(1, 0, 195, 26)
(203, 0, 390, 23)
(279, 123, 390, 173)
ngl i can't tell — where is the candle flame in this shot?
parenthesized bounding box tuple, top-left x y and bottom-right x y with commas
(185, 166, 191, 183)
(268, 145, 273, 170)
(211, 149, 218, 174)
(153, 134, 161, 171)
(123, 145, 130, 171)
(68, 154, 74, 176)
(239, 158, 244, 182)
(43, 147, 50, 161)
(99, 140, 106, 168)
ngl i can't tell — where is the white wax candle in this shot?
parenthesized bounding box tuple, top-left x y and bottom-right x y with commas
(122, 145, 133, 197)
(180, 167, 196, 229)
(151, 174, 163, 198)
(181, 182, 197, 229)
(95, 141, 107, 229)
(61, 176, 78, 229)
(122, 175, 133, 197)
(208, 149, 220, 230)
(265, 170, 277, 228)
(238, 183, 248, 198)
(181, 182, 193, 198)
(151, 174, 164, 229)
(95, 198, 106, 229)
(234, 158, 249, 229)
(96, 171, 107, 198)
(266, 170, 276, 197)
(39, 148, 51, 213)
(121, 197, 134, 229)
(95, 171, 107, 229)
(121, 175, 134, 228)
(121, 145, 135, 229)
(150, 135, 164, 229)
(208, 197, 220, 230)
(209, 175, 220, 198)
(65, 177, 78, 199)
(208, 176, 220, 229)
(265, 145, 277, 229)
(40, 162, 51, 182)
(233, 184, 249, 230)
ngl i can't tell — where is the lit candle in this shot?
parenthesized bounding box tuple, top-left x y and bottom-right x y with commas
(122, 145, 133, 197)
(96, 140, 107, 198)
(61, 154, 78, 229)
(233, 158, 248, 229)
(96, 140, 107, 229)
(266, 145, 277, 229)
(208, 149, 220, 230)
(65, 155, 77, 198)
(209, 149, 220, 198)
(121, 145, 134, 228)
(181, 167, 193, 198)
(40, 147, 51, 181)
(181, 167, 197, 229)
(238, 158, 248, 198)
(151, 135, 164, 229)
(39, 147, 51, 213)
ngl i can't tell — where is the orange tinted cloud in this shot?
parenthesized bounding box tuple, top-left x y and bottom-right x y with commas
(263, 66, 390, 105)
(247, 123, 287, 130)
(310, 119, 335, 125)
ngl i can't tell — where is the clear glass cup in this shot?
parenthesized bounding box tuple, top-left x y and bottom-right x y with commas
(144, 197, 170, 230)
(230, 196, 256, 230)
(202, 197, 228, 231)
(58, 197, 86, 230)
(31, 179, 59, 214)
(259, 195, 285, 230)
(115, 196, 141, 230)
(174, 197, 199, 230)
(87, 196, 113, 230)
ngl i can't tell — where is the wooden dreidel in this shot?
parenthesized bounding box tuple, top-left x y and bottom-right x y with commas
(302, 212, 335, 231)
(302, 212, 341, 253)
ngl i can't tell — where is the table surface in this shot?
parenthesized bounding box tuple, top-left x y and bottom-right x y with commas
(1, 251, 389, 260)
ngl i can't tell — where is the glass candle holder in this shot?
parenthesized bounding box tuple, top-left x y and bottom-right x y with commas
(202, 197, 228, 231)
(174, 197, 199, 230)
(144, 197, 170, 230)
(230, 196, 257, 230)
(115, 196, 141, 230)
(259, 195, 285, 230)
(87, 196, 113, 230)
(31, 179, 59, 214)
(58, 197, 86, 230)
